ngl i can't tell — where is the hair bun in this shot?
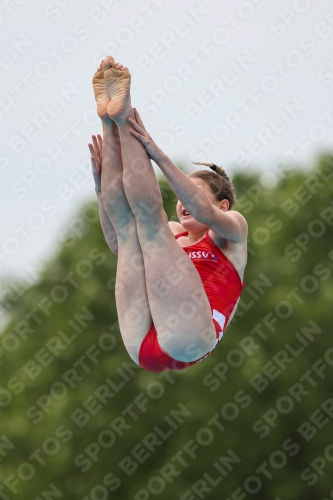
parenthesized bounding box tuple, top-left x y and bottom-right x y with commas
(192, 161, 227, 178)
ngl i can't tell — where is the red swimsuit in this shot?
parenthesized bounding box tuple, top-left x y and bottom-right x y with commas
(138, 230, 245, 372)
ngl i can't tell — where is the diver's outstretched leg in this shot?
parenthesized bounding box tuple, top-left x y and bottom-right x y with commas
(92, 59, 153, 364)
(103, 57, 216, 362)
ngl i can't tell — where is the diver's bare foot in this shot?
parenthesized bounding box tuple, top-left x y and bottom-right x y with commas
(102, 57, 132, 125)
(92, 57, 114, 121)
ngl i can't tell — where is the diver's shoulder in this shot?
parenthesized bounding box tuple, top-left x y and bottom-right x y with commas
(168, 221, 185, 236)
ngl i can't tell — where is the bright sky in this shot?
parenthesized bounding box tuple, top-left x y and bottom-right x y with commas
(1, 0, 333, 292)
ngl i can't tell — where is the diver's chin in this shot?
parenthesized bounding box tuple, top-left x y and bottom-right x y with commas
(181, 217, 203, 228)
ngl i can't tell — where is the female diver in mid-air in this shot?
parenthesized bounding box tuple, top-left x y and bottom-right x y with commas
(88, 56, 248, 373)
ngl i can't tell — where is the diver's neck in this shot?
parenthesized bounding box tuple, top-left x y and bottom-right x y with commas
(186, 228, 207, 242)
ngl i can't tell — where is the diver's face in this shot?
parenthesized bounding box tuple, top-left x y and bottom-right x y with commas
(176, 178, 219, 229)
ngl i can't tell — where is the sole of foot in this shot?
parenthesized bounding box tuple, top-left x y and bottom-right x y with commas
(102, 57, 132, 124)
(92, 56, 115, 120)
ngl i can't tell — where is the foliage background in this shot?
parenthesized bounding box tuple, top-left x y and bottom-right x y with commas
(1, 155, 333, 500)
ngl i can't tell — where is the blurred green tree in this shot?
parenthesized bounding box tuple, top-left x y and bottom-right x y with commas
(0, 154, 333, 500)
